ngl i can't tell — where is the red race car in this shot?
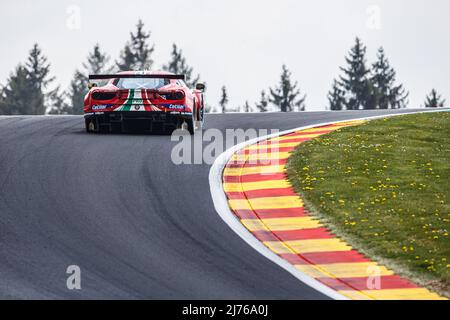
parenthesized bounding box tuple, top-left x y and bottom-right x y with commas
(84, 71, 205, 134)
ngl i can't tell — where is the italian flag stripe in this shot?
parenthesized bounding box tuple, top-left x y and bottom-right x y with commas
(134, 90, 144, 111)
(123, 89, 135, 111)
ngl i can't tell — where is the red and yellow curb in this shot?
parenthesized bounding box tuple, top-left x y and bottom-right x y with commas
(222, 120, 445, 300)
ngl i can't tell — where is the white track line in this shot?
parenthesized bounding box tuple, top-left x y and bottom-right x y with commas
(209, 109, 450, 300)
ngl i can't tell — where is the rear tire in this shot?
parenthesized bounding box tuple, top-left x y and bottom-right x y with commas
(193, 98, 203, 132)
(198, 97, 205, 130)
(85, 119, 96, 133)
(187, 116, 195, 135)
(85, 118, 109, 133)
(179, 116, 195, 135)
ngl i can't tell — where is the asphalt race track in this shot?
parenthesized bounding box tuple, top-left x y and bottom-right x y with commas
(0, 110, 424, 299)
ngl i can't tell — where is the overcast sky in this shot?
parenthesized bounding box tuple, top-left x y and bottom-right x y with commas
(0, 0, 448, 111)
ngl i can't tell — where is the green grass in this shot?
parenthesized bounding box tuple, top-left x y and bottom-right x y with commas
(286, 112, 450, 296)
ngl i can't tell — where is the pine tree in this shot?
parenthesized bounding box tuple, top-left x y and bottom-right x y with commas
(65, 44, 111, 115)
(26, 44, 54, 114)
(0, 44, 53, 115)
(371, 47, 408, 109)
(339, 38, 374, 110)
(269, 65, 306, 112)
(219, 86, 228, 113)
(116, 19, 154, 71)
(84, 43, 111, 74)
(424, 89, 446, 108)
(242, 101, 251, 113)
(327, 79, 346, 111)
(163, 43, 200, 88)
(27, 44, 54, 90)
(47, 86, 71, 115)
(66, 70, 87, 115)
(117, 46, 135, 71)
(0, 66, 35, 115)
(255, 90, 269, 112)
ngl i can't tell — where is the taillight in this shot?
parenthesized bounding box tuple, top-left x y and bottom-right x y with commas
(159, 91, 185, 100)
(92, 92, 116, 100)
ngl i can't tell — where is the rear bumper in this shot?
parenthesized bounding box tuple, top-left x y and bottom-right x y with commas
(84, 111, 192, 133)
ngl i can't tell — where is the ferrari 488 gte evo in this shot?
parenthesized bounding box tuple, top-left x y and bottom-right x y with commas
(84, 71, 205, 134)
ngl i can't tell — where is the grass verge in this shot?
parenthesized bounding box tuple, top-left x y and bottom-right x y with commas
(286, 112, 450, 297)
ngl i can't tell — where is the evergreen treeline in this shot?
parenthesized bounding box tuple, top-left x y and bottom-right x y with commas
(218, 65, 306, 113)
(328, 38, 409, 110)
(0, 30, 445, 115)
(423, 89, 446, 108)
(0, 44, 54, 115)
(0, 20, 201, 115)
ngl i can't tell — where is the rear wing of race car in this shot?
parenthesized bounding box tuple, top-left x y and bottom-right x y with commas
(89, 74, 186, 80)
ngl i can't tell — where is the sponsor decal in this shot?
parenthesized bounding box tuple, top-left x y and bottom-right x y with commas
(92, 104, 112, 110)
(165, 104, 185, 110)
(169, 111, 192, 115)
